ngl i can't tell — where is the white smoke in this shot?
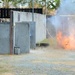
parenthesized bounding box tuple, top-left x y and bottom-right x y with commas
(57, 0, 75, 15)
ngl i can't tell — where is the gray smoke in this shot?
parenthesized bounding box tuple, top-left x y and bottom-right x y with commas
(46, 0, 75, 38)
(57, 0, 75, 15)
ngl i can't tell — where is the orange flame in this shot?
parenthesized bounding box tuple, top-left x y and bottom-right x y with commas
(56, 30, 75, 50)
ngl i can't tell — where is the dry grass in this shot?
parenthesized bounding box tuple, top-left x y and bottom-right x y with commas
(0, 64, 13, 75)
(39, 38, 57, 47)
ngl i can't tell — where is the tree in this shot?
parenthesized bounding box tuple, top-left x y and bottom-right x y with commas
(28, 0, 39, 8)
(38, 0, 60, 14)
(1, 0, 11, 8)
(0, 0, 27, 8)
(27, 0, 60, 15)
(47, 0, 60, 10)
(12, 0, 27, 8)
(0, 0, 60, 15)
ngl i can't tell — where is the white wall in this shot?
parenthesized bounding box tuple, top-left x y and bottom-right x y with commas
(13, 11, 46, 43)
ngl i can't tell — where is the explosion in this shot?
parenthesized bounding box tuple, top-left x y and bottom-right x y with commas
(56, 30, 75, 50)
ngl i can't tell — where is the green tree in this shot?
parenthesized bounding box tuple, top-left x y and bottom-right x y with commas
(28, 0, 39, 8)
(47, 0, 60, 10)
(12, 0, 27, 7)
(0, 0, 27, 8)
(27, 0, 60, 15)
(0, 0, 60, 15)
(38, 0, 60, 14)
(1, 0, 11, 8)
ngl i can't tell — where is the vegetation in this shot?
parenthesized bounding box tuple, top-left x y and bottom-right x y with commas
(0, 0, 60, 15)
(27, 0, 60, 15)
(0, 0, 26, 8)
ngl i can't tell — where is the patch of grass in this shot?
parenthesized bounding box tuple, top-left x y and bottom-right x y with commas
(41, 38, 57, 47)
(36, 38, 58, 49)
(40, 39, 49, 43)
(61, 68, 70, 72)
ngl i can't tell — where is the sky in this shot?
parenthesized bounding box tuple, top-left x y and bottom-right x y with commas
(57, 0, 75, 15)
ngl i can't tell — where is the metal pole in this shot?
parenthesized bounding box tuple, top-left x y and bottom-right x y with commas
(32, 0, 34, 22)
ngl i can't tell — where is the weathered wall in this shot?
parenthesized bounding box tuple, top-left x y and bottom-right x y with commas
(13, 11, 46, 43)
(15, 22, 30, 53)
(0, 22, 10, 54)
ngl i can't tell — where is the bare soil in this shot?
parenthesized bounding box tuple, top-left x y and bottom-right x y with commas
(0, 46, 75, 75)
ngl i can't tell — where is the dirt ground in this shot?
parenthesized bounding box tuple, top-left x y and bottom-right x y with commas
(0, 47, 75, 75)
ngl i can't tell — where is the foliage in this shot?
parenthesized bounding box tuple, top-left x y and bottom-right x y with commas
(0, 0, 27, 8)
(0, 0, 60, 15)
(28, 0, 60, 15)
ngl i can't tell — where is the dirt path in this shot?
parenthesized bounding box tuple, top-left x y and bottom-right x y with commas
(0, 47, 75, 75)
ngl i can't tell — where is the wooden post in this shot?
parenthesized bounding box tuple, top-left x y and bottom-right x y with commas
(10, 10, 13, 54)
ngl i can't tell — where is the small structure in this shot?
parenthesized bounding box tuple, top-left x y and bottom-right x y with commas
(0, 9, 46, 54)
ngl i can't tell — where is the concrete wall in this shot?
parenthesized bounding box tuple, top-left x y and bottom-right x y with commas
(15, 22, 30, 53)
(0, 22, 10, 54)
(13, 11, 46, 43)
